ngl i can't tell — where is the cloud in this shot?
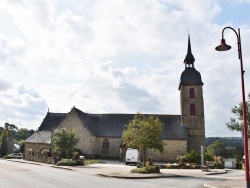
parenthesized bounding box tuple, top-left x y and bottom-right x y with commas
(0, 78, 11, 90)
(0, 83, 47, 129)
(0, 0, 249, 137)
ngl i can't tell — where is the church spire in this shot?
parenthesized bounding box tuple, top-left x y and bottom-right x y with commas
(184, 34, 195, 67)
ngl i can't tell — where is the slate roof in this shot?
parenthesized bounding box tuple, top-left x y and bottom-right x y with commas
(25, 131, 53, 144)
(25, 108, 187, 144)
(179, 35, 203, 89)
(25, 112, 67, 144)
(179, 67, 203, 87)
(38, 112, 67, 131)
(74, 108, 187, 140)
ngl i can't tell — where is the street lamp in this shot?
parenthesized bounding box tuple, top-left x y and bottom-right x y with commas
(215, 27, 249, 188)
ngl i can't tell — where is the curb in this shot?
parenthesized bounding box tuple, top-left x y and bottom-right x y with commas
(6, 159, 41, 166)
(98, 173, 184, 179)
(51, 165, 73, 171)
(205, 170, 227, 175)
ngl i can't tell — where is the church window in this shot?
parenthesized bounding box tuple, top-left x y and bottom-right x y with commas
(190, 103, 196, 116)
(102, 139, 109, 150)
(189, 88, 195, 98)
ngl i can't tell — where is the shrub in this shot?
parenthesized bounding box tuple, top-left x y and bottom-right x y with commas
(146, 156, 153, 166)
(56, 159, 84, 166)
(205, 153, 213, 161)
(131, 166, 160, 173)
(84, 159, 100, 165)
(184, 150, 201, 165)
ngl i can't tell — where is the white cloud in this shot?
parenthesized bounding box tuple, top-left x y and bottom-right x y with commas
(0, 84, 47, 129)
(0, 0, 249, 137)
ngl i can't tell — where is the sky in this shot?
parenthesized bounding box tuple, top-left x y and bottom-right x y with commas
(0, 0, 250, 137)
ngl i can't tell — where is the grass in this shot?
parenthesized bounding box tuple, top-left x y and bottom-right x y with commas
(85, 159, 100, 165)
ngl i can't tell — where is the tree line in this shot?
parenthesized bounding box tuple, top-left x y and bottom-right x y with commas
(0, 123, 34, 157)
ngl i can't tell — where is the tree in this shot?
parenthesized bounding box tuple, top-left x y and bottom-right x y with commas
(13, 128, 33, 142)
(0, 126, 4, 136)
(4, 122, 18, 141)
(52, 128, 79, 160)
(18, 140, 25, 153)
(226, 92, 250, 136)
(4, 123, 18, 131)
(4, 123, 18, 154)
(0, 129, 8, 157)
(122, 113, 164, 166)
(207, 140, 226, 156)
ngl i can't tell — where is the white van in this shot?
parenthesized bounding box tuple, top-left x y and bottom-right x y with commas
(125, 148, 140, 166)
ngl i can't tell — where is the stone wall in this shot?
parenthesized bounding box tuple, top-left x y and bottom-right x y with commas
(180, 85, 205, 152)
(95, 137, 122, 159)
(25, 143, 53, 156)
(146, 139, 187, 162)
(57, 109, 96, 157)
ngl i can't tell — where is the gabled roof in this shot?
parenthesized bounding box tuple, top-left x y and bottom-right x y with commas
(38, 112, 67, 131)
(25, 107, 187, 144)
(73, 107, 187, 140)
(25, 112, 67, 144)
(25, 131, 52, 144)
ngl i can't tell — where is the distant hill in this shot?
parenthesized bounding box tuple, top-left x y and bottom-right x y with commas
(205, 137, 243, 148)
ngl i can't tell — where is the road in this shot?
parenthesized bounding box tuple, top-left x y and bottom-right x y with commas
(0, 159, 245, 188)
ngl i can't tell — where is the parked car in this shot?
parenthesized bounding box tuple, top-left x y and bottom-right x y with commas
(7, 153, 22, 159)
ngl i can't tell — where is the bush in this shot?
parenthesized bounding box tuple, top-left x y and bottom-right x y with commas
(56, 159, 84, 166)
(84, 159, 100, 165)
(131, 166, 160, 173)
(205, 152, 213, 161)
(184, 150, 201, 165)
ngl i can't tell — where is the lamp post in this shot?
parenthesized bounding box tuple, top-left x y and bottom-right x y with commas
(215, 27, 249, 188)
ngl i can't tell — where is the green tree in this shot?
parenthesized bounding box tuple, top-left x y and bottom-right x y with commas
(122, 113, 164, 166)
(0, 129, 8, 157)
(4, 123, 18, 131)
(207, 140, 226, 156)
(226, 92, 250, 136)
(13, 128, 32, 142)
(4, 122, 18, 141)
(0, 126, 4, 136)
(18, 140, 25, 153)
(52, 128, 79, 160)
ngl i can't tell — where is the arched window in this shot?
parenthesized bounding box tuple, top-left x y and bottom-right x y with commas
(190, 103, 196, 116)
(189, 88, 195, 98)
(102, 139, 109, 150)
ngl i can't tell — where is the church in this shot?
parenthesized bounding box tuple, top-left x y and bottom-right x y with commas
(24, 36, 205, 162)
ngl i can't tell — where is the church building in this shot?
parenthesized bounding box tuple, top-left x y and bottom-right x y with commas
(25, 36, 205, 162)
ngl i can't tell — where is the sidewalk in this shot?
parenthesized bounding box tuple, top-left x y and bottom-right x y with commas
(204, 180, 245, 188)
(4, 159, 245, 188)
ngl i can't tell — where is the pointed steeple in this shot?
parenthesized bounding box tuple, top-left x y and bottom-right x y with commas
(184, 34, 195, 67)
(179, 34, 203, 90)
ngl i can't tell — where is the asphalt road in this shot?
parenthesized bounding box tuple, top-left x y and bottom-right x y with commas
(0, 159, 245, 188)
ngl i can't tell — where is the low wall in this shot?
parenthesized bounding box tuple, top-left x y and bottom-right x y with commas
(25, 155, 56, 164)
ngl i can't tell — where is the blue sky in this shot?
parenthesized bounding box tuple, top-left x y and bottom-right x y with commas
(215, 0, 250, 25)
(0, 0, 250, 137)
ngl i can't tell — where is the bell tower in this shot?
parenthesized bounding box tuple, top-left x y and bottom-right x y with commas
(179, 35, 205, 152)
